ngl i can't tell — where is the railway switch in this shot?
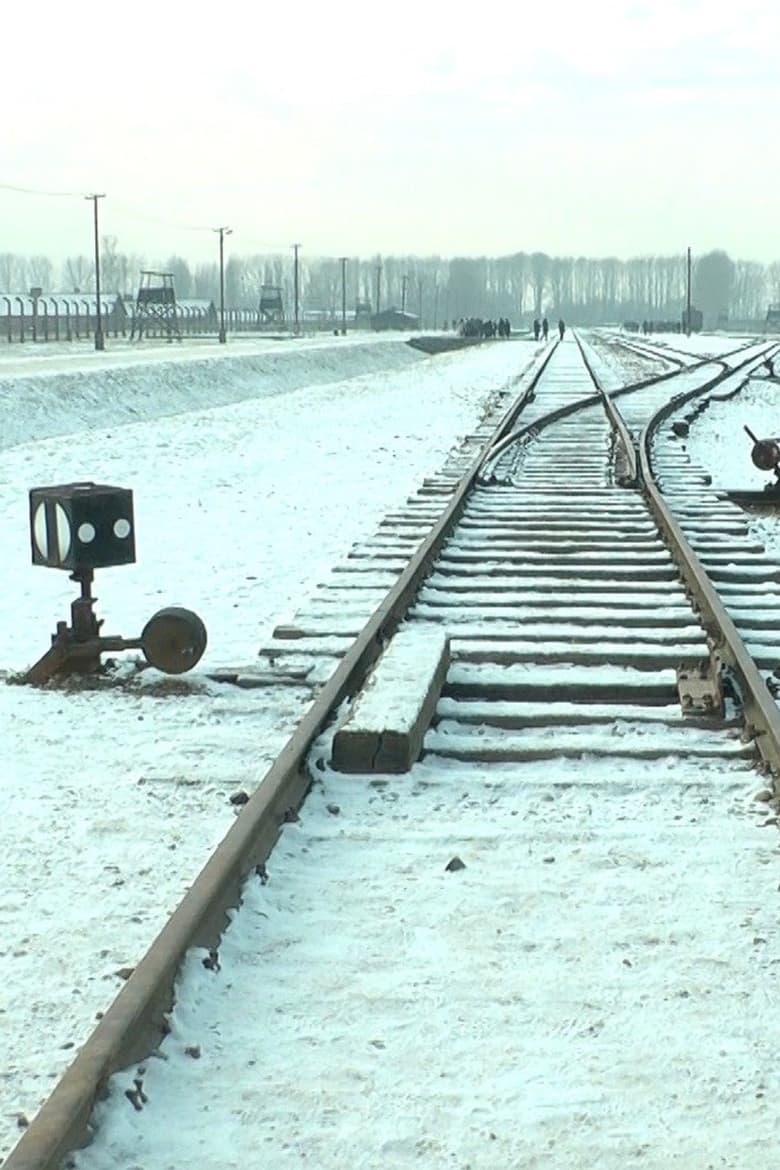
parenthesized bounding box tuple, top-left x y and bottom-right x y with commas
(23, 481, 207, 685)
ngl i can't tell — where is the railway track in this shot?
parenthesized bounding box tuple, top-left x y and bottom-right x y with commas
(599, 334, 691, 375)
(9, 334, 780, 1170)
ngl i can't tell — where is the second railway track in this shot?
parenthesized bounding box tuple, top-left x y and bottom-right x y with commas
(11, 333, 780, 1170)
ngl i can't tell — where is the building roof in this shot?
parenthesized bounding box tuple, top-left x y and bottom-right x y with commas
(175, 299, 217, 311)
(372, 308, 419, 322)
(371, 307, 420, 328)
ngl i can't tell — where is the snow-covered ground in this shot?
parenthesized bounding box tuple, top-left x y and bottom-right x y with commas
(78, 748, 780, 1170)
(684, 370, 780, 495)
(4, 330, 780, 1165)
(0, 332, 540, 1155)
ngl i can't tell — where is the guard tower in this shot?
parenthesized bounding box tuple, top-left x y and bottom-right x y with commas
(259, 285, 285, 329)
(132, 271, 181, 341)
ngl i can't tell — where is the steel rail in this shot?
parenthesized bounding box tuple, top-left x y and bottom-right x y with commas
(603, 333, 691, 370)
(5, 344, 559, 1170)
(542, 334, 780, 770)
(598, 328, 762, 370)
(573, 331, 641, 486)
(480, 334, 754, 478)
(577, 335, 777, 494)
(637, 347, 780, 775)
(483, 332, 738, 484)
(480, 329, 645, 474)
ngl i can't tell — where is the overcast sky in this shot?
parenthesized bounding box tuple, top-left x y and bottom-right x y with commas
(3, 0, 779, 267)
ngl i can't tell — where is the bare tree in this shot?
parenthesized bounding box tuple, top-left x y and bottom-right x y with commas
(0, 252, 20, 290)
(556, 256, 575, 314)
(100, 236, 123, 293)
(693, 250, 735, 326)
(225, 256, 243, 307)
(5, 244, 777, 333)
(507, 252, 528, 318)
(448, 257, 486, 320)
(63, 255, 91, 292)
(732, 260, 765, 322)
(238, 255, 267, 305)
(165, 255, 193, 299)
(599, 258, 620, 321)
(768, 261, 780, 305)
(27, 255, 52, 291)
(193, 263, 218, 300)
(121, 255, 146, 298)
(547, 257, 561, 313)
(530, 252, 550, 316)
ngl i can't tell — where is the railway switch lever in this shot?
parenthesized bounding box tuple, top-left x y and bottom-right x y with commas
(744, 425, 780, 476)
(23, 481, 207, 685)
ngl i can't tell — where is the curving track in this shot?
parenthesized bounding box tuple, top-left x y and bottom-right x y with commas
(9, 334, 780, 1170)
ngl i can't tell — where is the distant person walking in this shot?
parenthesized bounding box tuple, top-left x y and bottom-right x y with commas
(542, 316, 549, 341)
(533, 317, 540, 341)
(558, 318, 566, 340)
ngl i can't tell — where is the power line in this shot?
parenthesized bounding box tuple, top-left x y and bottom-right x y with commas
(1, 184, 225, 237)
(0, 181, 84, 198)
(106, 204, 292, 252)
(1, 181, 331, 257)
(110, 201, 214, 233)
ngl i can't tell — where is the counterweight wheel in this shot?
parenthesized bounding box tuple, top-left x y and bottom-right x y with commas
(141, 606, 207, 673)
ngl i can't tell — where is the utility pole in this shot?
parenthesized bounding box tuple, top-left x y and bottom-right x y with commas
(686, 245, 692, 337)
(215, 226, 232, 343)
(433, 283, 439, 330)
(401, 273, 409, 313)
(339, 256, 348, 334)
(418, 277, 423, 328)
(85, 194, 105, 351)
(292, 243, 301, 334)
(375, 261, 382, 316)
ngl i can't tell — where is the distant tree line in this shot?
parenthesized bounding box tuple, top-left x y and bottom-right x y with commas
(1, 243, 777, 327)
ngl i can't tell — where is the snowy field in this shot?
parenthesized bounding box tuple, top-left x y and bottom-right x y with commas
(3, 330, 780, 1164)
(0, 331, 538, 1154)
